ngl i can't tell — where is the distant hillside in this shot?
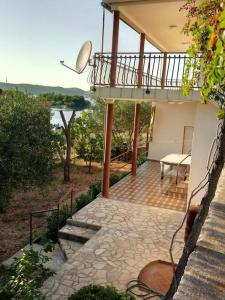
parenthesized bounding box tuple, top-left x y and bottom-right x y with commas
(0, 82, 88, 97)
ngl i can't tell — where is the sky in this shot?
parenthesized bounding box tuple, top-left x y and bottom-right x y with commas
(0, 0, 157, 91)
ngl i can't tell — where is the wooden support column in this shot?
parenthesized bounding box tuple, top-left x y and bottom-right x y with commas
(102, 10, 119, 198)
(161, 53, 167, 88)
(102, 100, 114, 198)
(131, 33, 145, 176)
(110, 10, 120, 87)
(131, 102, 141, 175)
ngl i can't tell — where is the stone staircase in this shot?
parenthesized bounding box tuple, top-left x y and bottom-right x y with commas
(58, 219, 101, 260)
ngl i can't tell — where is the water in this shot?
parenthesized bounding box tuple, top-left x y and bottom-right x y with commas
(51, 108, 83, 126)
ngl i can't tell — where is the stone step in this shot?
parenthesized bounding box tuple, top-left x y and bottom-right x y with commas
(59, 238, 83, 260)
(67, 218, 101, 231)
(58, 224, 97, 243)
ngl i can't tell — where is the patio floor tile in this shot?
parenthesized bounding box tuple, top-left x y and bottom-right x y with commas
(110, 161, 187, 212)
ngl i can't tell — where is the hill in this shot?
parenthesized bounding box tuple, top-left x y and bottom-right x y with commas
(0, 82, 88, 97)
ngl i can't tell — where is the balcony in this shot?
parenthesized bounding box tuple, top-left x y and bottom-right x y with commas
(89, 52, 201, 96)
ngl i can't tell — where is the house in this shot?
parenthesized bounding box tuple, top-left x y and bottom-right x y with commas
(89, 0, 220, 206)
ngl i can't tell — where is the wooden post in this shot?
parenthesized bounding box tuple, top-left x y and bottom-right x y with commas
(102, 10, 119, 198)
(102, 100, 114, 198)
(137, 33, 145, 87)
(110, 10, 120, 87)
(131, 33, 145, 175)
(131, 102, 141, 175)
(161, 53, 167, 88)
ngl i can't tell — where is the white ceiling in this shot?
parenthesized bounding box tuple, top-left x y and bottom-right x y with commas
(103, 0, 192, 52)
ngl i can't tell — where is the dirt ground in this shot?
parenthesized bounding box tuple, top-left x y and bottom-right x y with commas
(0, 160, 130, 263)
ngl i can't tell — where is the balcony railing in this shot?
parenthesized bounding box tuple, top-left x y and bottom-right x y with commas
(88, 52, 202, 90)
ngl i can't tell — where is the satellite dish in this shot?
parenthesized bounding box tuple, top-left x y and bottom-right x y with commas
(60, 40, 92, 74)
(75, 40, 92, 74)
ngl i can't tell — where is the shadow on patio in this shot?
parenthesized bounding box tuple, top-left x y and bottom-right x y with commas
(110, 161, 187, 212)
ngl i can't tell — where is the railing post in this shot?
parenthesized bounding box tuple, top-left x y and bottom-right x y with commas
(110, 10, 120, 87)
(29, 213, 33, 246)
(161, 53, 167, 88)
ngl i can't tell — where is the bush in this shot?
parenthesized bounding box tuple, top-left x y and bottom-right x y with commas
(89, 181, 102, 199)
(137, 155, 147, 167)
(68, 285, 135, 300)
(46, 204, 70, 241)
(75, 193, 93, 211)
(0, 247, 54, 300)
(109, 174, 121, 186)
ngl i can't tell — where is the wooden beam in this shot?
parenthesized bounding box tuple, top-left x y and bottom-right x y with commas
(131, 33, 145, 175)
(137, 32, 145, 87)
(102, 101, 114, 198)
(161, 53, 167, 88)
(110, 10, 120, 87)
(131, 102, 141, 176)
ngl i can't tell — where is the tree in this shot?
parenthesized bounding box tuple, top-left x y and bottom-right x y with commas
(41, 93, 90, 110)
(182, 0, 225, 117)
(72, 99, 151, 164)
(0, 91, 54, 212)
(166, 1, 225, 298)
(55, 110, 76, 182)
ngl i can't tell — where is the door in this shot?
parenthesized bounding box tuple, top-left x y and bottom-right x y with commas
(182, 126, 194, 154)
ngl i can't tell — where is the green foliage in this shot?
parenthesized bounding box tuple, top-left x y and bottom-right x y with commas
(137, 155, 148, 167)
(72, 109, 104, 163)
(75, 193, 93, 211)
(89, 181, 102, 199)
(181, 0, 225, 117)
(41, 93, 90, 110)
(46, 204, 70, 241)
(109, 174, 121, 186)
(0, 248, 54, 300)
(0, 91, 54, 212)
(68, 285, 135, 300)
(72, 99, 151, 161)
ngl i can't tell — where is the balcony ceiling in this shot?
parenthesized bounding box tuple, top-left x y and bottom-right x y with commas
(103, 0, 192, 52)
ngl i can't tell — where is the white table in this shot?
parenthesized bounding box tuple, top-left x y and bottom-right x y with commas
(160, 153, 191, 180)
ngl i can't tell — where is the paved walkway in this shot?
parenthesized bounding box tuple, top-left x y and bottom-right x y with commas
(110, 161, 187, 212)
(42, 198, 184, 299)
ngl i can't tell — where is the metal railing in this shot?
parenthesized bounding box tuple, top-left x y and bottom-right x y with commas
(110, 146, 148, 170)
(29, 189, 74, 245)
(88, 52, 202, 90)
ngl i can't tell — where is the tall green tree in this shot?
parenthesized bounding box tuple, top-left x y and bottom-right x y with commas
(0, 91, 54, 211)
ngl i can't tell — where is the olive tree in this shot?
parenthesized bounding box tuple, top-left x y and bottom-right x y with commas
(0, 91, 54, 212)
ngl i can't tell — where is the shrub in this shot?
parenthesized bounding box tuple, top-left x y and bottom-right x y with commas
(46, 204, 70, 241)
(75, 193, 93, 211)
(109, 174, 121, 186)
(89, 181, 102, 199)
(137, 155, 147, 167)
(0, 247, 54, 300)
(68, 285, 135, 300)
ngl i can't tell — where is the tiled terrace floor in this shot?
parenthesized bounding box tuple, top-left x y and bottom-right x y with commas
(110, 161, 187, 212)
(42, 198, 184, 300)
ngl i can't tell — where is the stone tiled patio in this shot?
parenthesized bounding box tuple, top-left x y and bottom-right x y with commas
(110, 161, 187, 212)
(42, 198, 184, 299)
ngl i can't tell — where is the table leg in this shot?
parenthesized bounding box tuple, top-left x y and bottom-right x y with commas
(160, 162, 164, 180)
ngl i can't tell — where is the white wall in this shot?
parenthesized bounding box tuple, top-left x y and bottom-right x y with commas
(188, 103, 219, 204)
(148, 102, 196, 160)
